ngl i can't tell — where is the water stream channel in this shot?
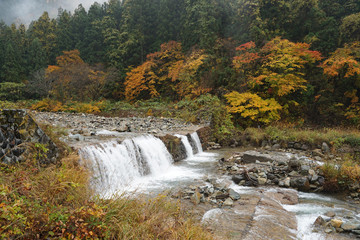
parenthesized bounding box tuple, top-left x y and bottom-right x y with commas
(78, 133, 359, 239)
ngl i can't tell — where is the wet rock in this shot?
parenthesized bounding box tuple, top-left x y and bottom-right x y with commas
(341, 221, 360, 231)
(325, 211, 336, 218)
(214, 191, 229, 200)
(228, 189, 241, 200)
(69, 134, 85, 141)
(159, 135, 186, 162)
(331, 219, 343, 228)
(314, 216, 326, 226)
(223, 198, 234, 206)
(232, 175, 245, 184)
(325, 228, 333, 234)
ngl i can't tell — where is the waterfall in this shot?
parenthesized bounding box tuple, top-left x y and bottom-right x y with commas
(175, 134, 194, 158)
(190, 132, 203, 153)
(79, 135, 173, 193)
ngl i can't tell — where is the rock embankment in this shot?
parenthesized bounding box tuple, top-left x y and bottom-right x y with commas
(0, 109, 58, 165)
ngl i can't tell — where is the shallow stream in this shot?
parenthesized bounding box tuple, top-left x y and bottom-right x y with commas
(79, 133, 359, 240)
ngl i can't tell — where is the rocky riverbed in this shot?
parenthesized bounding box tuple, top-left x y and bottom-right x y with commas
(29, 111, 360, 239)
(31, 111, 202, 148)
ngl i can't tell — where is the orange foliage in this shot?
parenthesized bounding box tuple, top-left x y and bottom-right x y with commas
(234, 37, 322, 100)
(45, 50, 106, 102)
(321, 42, 360, 78)
(124, 41, 208, 101)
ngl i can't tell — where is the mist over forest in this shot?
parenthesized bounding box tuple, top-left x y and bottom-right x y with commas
(0, 0, 107, 25)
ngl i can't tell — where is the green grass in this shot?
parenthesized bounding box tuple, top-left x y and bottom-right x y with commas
(244, 126, 360, 149)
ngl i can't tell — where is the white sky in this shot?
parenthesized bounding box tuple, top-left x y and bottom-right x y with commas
(0, 0, 108, 25)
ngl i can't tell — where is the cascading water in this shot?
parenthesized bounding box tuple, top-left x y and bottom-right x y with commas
(191, 132, 203, 153)
(79, 135, 173, 195)
(79, 132, 218, 196)
(175, 134, 194, 158)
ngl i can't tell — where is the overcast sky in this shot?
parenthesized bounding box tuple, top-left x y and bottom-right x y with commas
(0, 0, 108, 25)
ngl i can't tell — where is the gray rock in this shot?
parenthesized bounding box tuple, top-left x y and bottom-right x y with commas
(288, 158, 301, 171)
(223, 198, 234, 206)
(290, 177, 310, 191)
(258, 177, 267, 185)
(272, 144, 281, 150)
(322, 142, 330, 153)
(312, 149, 324, 157)
(325, 211, 336, 218)
(69, 134, 85, 141)
(289, 171, 299, 177)
(228, 189, 241, 200)
(301, 144, 309, 151)
(242, 150, 289, 164)
(314, 216, 326, 226)
(284, 177, 291, 187)
(324, 228, 333, 234)
(300, 165, 310, 175)
(311, 174, 319, 182)
(232, 175, 245, 184)
(294, 142, 302, 149)
(341, 221, 360, 231)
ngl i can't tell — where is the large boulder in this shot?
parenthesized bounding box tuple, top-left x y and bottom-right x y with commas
(242, 150, 289, 164)
(158, 134, 187, 162)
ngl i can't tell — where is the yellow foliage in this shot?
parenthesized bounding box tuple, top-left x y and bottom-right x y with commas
(225, 91, 282, 125)
(31, 99, 102, 114)
(341, 160, 360, 182)
(124, 41, 208, 101)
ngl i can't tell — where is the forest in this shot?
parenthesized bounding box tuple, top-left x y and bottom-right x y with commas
(0, 0, 360, 127)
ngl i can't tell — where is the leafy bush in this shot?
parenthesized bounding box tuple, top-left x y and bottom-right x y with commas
(0, 82, 25, 101)
(321, 158, 360, 192)
(31, 99, 105, 114)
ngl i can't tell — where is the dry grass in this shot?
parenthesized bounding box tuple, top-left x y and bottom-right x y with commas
(0, 153, 213, 239)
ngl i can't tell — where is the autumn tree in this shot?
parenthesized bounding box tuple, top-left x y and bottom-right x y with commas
(228, 37, 322, 125)
(320, 42, 360, 124)
(45, 50, 106, 102)
(124, 41, 208, 101)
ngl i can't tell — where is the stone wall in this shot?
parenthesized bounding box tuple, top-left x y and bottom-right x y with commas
(0, 109, 58, 165)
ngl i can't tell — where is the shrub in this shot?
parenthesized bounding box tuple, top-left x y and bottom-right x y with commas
(0, 82, 26, 101)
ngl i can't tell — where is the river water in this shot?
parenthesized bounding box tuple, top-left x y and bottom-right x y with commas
(79, 133, 359, 240)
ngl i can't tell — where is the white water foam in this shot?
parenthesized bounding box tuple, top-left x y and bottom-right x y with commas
(80, 133, 218, 197)
(175, 134, 194, 158)
(79, 135, 173, 195)
(191, 132, 203, 153)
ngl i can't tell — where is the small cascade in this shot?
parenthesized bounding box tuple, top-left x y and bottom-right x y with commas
(79, 135, 173, 193)
(175, 134, 194, 158)
(190, 132, 203, 153)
